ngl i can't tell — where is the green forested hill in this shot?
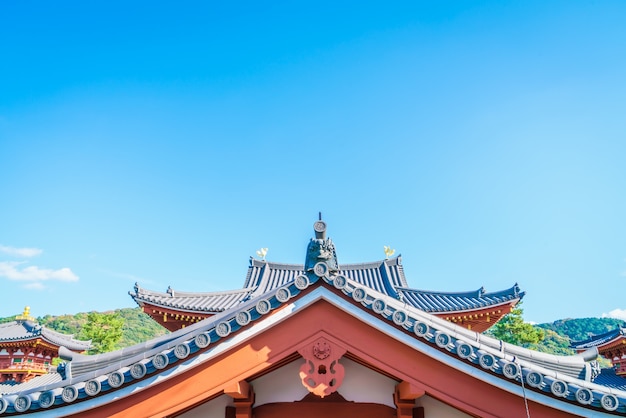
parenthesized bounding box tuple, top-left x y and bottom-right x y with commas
(1, 309, 623, 356)
(508, 317, 624, 361)
(538, 317, 624, 343)
(0, 308, 169, 350)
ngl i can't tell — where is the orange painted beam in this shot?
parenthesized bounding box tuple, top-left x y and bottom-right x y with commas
(138, 302, 214, 332)
(434, 300, 519, 332)
(140, 297, 520, 333)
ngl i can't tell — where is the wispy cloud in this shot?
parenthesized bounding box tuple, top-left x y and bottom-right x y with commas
(602, 309, 626, 321)
(0, 261, 79, 282)
(0, 245, 43, 258)
(23, 282, 47, 291)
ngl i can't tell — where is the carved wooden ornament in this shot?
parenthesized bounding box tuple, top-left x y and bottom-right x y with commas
(298, 337, 346, 398)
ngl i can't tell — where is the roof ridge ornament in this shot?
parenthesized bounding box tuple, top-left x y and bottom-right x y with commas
(16, 306, 34, 322)
(306, 218, 339, 275)
(256, 248, 268, 260)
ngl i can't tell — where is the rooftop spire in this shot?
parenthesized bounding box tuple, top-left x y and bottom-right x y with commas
(16, 306, 34, 322)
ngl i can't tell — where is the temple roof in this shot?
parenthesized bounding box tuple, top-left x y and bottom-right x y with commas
(594, 368, 626, 392)
(397, 284, 523, 313)
(0, 373, 62, 395)
(131, 286, 255, 313)
(130, 255, 523, 316)
(9, 220, 622, 415)
(0, 320, 91, 352)
(0, 264, 618, 416)
(571, 327, 626, 350)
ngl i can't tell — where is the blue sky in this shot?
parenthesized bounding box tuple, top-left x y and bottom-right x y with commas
(1, 1, 625, 324)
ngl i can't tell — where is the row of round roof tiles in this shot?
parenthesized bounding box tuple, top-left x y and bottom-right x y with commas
(1, 264, 622, 415)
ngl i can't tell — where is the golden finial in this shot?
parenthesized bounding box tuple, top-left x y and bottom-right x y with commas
(383, 246, 395, 259)
(16, 306, 34, 321)
(256, 248, 268, 260)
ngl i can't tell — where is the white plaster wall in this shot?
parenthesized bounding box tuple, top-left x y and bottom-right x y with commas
(251, 359, 310, 406)
(178, 394, 232, 418)
(416, 395, 472, 418)
(337, 358, 397, 408)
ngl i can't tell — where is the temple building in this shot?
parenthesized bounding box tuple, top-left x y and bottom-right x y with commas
(2, 219, 626, 417)
(0, 307, 91, 384)
(130, 235, 524, 333)
(572, 327, 626, 377)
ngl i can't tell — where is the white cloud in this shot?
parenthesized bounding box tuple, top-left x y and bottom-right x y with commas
(0, 261, 79, 282)
(0, 245, 43, 258)
(602, 309, 626, 321)
(23, 282, 46, 291)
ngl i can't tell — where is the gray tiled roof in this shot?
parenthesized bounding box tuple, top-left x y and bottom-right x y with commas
(130, 255, 521, 315)
(339, 256, 407, 297)
(0, 373, 62, 395)
(3, 221, 623, 416)
(0, 320, 91, 351)
(397, 284, 524, 313)
(131, 286, 256, 313)
(2, 272, 618, 416)
(571, 328, 626, 350)
(594, 368, 626, 391)
(245, 259, 304, 297)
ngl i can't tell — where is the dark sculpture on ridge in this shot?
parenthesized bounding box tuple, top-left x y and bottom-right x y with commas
(305, 218, 339, 275)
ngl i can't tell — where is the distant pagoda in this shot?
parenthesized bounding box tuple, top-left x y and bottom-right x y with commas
(571, 326, 626, 376)
(130, 218, 524, 332)
(0, 307, 91, 383)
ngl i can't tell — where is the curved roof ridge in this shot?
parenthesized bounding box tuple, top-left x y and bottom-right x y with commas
(0, 320, 91, 351)
(165, 287, 254, 298)
(398, 283, 521, 299)
(340, 260, 386, 269)
(41, 327, 91, 350)
(571, 327, 626, 348)
(130, 284, 257, 313)
(397, 286, 486, 298)
(0, 322, 40, 342)
(340, 274, 595, 381)
(395, 283, 523, 314)
(250, 259, 304, 269)
(40, 326, 75, 341)
(249, 258, 403, 270)
(482, 283, 523, 298)
(132, 284, 254, 298)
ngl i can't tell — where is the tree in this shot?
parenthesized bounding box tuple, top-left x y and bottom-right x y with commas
(79, 312, 124, 354)
(486, 302, 545, 346)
